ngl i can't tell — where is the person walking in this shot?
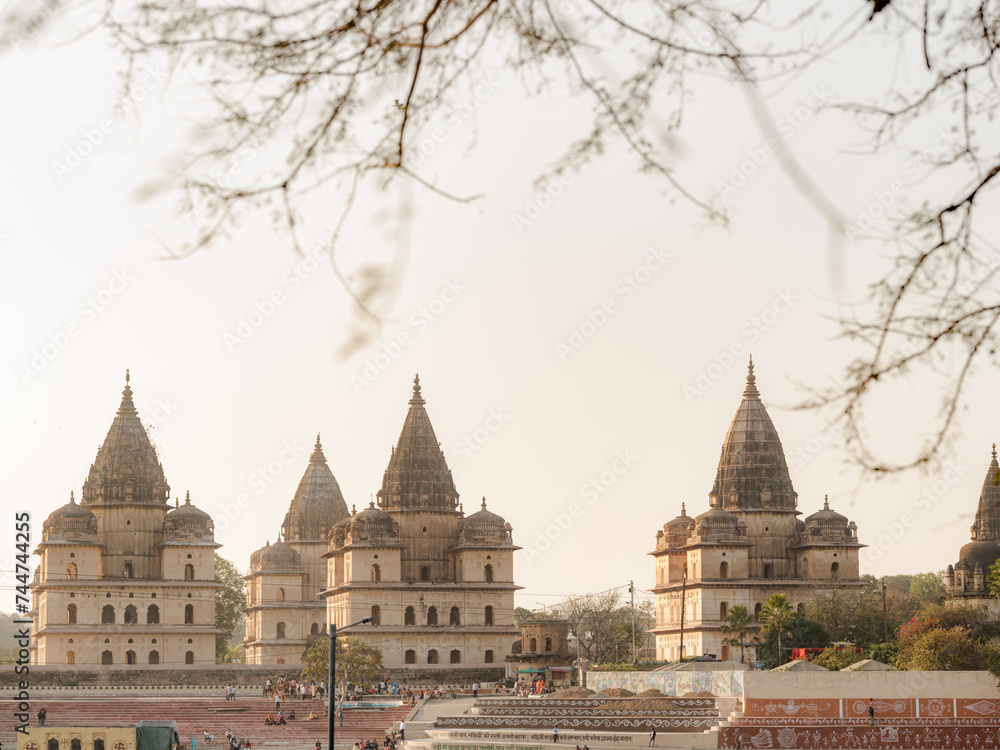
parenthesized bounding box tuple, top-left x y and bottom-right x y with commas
(399, 721, 405, 741)
(552, 727, 559, 743)
(275, 695, 281, 712)
(868, 699, 875, 726)
(37, 708, 46, 727)
(648, 729, 656, 747)
(472, 681, 479, 699)
(339, 708, 344, 727)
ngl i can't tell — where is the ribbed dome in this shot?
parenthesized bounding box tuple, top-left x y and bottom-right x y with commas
(43, 492, 98, 541)
(348, 502, 398, 545)
(804, 496, 847, 525)
(164, 491, 214, 540)
(458, 498, 514, 546)
(464, 497, 507, 527)
(376, 375, 459, 512)
(709, 359, 797, 512)
(282, 435, 350, 543)
(250, 540, 303, 572)
(972, 445, 1000, 541)
(81, 371, 169, 507)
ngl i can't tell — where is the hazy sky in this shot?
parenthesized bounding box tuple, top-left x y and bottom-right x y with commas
(3, 3, 998, 614)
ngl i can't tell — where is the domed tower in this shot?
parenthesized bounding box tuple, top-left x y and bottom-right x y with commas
(947, 445, 1000, 608)
(244, 538, 313, 665)
(453, 498, 518, 584)
(281, 435, 350, 597)
(791, 495, 863, 580)
(377, 375, 461, 581)
(161, 491, 220, 584)
(710, 358, 799, 579)
(81, 371, 171, 580)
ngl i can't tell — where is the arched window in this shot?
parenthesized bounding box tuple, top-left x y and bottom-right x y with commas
(529, 637, 537, 652)
(450, 649, 461, 663)
(485, 650, 494, 664)
(185, 651, 194, 665)
(420, 566, 430, 581)
(67, 604, 77, 624)
(123, 562, 133, 578)
(277, 622, 286, 639)
(371, 605, 381, 624)
(67, 562, 78, 580)
(404, 606, 415, 625)
(427, 606, 438, 626)
(831, 562, 840, 577)
(801, 558, 810, 578)
(427, 649, 438, 664)
(124, 605, 137, 624)
(147, 604, 160, 624)
(102, 605, 115, 624)
(484, 606, 494, 625)
(149, 650, 159, 665)
(277, 587, 286, 602)
(484, 564, 493, 583)
(71, 739, 82, 750)
(763, 564, 774, 579)
(311, 622, 320, 635)
(102, 650, 113, 665)
(66, 651, 75, 665)
(184, 564, 195, 581)
(405, 649, 416, 664)
(545, 638, 552, 652)
(371, 564, 381, 582)
(126, 650, 136, 665)
(720, 602, 728, 621)
(720, 561, 729, 580)
(754, 603, 762, 620)
(450, 606, 460, 625)
(184, 604, 194, 624)
(95, 740, 105, 750)
(48, 740, 59, 750)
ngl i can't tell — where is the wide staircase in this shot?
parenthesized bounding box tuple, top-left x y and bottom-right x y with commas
(1, 697, 411, 749)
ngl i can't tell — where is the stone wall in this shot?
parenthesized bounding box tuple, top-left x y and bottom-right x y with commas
(587, 670, 743, 697)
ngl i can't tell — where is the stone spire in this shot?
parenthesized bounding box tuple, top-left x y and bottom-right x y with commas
(709, 358, 796, 512)
(376, 375, 459, 512)
(281, 433, 350, 543)
(972, 444, 1000, 541)
(81, 371, 169, 506)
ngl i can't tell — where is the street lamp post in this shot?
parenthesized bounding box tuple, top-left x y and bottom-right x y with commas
(329, 616, 378, 750)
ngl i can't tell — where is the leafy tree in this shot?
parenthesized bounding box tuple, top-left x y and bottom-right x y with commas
(909, 571, 946, 604)
(514, 607, 536, 627)
(760, 594, 793, 666)
(810, 647, 863, 671)
(898, 626, 1000, 672)
(806, 580, 921, 649)
(720, 605, 757, 664)
(301, 634, 385, 695)
(550, 590, 635, 664)
(215, 553, 246, 660)
(897, 603, 1000, 648)
(755, 613, 830, 670)
(0, 612, 23, 664)
(867, 642, 901, 667)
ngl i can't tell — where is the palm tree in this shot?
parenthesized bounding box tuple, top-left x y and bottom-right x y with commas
(720, 605, 756, 664)
(761, 594, 793, 667)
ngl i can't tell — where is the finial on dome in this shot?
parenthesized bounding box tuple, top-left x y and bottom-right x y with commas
(265, 539, 270, 547)
(70, 491, 75, 504)
(459, 502, 464, 515)
(126, 369, 130, 384)
(823, 494, 830, 510)
(352, 504, 357, 515)
(993, 443, 997, 460)
(185, 490, 191, 505)
(409, 373, 425, 405)
(743, 356, 760, 398)
(481, 497, 487, 511)
(369, 500, 375, 509)
(175, 498, 179, 508)
(681, 502, 686, 516)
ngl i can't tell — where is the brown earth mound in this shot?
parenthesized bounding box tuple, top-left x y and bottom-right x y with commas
(596, 688, 636, 698)
(544, 687, 595, 699)
(638, 689, 664, 697)
(682, 690, 716, 697)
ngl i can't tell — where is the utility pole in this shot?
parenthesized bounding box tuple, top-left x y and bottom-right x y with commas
(629, 580, 637, 665)
(678, 571, 687, 663)
(882, 578, 888, 642)
(329, 615, 378, 750)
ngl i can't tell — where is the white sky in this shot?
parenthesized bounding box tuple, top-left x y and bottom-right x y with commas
(2, 2, 998, 613)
